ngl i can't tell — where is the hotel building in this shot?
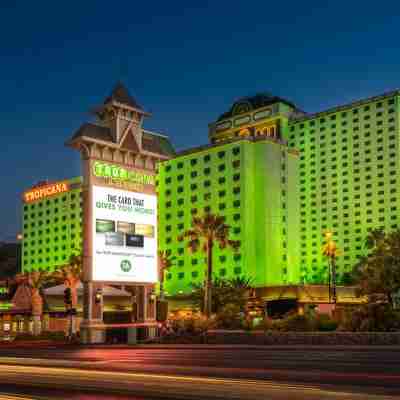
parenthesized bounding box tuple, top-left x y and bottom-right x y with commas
(19, 87, 400, 307)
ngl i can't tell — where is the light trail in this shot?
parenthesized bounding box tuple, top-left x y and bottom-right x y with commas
(0, 364, 397, 400)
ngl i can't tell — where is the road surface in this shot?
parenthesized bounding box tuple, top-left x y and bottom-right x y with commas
(0, 344, 399, 399)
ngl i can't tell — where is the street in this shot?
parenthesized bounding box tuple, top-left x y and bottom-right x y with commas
(0, 344, 399, 399)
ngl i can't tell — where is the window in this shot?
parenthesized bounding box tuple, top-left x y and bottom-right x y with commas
(232, 160, 240, 168)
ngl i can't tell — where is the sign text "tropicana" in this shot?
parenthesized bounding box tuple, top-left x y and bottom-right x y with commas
(23, 182, 69, 203)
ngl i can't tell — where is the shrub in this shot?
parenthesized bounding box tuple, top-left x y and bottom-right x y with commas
(215, 304, 243, 330)
(167, 313, 216, 336)
(316, 314, 338, 332)
(272, 312, 317, 332)
(339, 302, 400, 332)
(15, 331, 66, 341)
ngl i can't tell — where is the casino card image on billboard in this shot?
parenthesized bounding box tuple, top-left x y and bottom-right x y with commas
(134, 223, 155, 238)
(126, 234, 144, 248)
(105, 232, 124, 246)
(96, 219, 115, 233)
(117, 221, 135, 234)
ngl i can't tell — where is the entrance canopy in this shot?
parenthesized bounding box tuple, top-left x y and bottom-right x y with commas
(43, 282, 131, 297)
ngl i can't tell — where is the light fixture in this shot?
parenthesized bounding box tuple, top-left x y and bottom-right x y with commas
(95, 288, 102, 304)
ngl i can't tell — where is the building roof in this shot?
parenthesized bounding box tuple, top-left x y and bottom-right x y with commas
(103, 82, 143, 110)
(164, 134, 293, 160)
(217, 93, 298, 121)
(142, 130, 176, 156)
(290, 89, 400, 123)
(70, 122, 112, 142)
(68, 122, 175, 157)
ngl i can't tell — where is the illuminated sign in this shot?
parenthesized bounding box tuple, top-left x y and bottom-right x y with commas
(93, 162, 155, 186)
(92, 186, 157, 283)
(215, 121, 232, 132)
(23, 181, 69, 203)
(254, 108, 272, 121)
(234, 115, 251, 127)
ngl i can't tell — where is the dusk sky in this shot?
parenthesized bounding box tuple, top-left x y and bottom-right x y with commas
(1, 1, 400, 240)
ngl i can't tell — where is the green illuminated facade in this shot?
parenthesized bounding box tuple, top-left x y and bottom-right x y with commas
(21, 177, 83, 272)
(286, 91, 400, 285)
(158, 95, 301, 295)
(159, 90, 400, 296)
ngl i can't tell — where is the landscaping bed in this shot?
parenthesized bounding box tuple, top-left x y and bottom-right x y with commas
(159, 330, 400, 345)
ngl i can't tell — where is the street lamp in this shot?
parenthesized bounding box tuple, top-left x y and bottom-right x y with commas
(322, 230, 338, 304)
(16, 233, 23, 274)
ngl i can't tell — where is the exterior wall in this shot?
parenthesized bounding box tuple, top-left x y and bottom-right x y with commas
(21, 177, 83, 272)
(286, 92, 400, 285)
(157, 138, 299, 295)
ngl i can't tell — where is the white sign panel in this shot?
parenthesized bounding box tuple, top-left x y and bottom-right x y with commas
(92, 186, 157, 283)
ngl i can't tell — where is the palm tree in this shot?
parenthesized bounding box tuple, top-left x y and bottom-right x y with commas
(53, 254, 82, 336)
(25, 270, 50, 335)
(181, 213, 239, 318)
(158, 250, 176, 300)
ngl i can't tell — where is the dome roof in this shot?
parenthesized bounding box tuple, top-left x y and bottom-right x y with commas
(217, 93, 297, 121)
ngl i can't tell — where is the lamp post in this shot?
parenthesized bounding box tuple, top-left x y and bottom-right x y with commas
(323, 231, 338, 305)
(16, 234, 23, 274)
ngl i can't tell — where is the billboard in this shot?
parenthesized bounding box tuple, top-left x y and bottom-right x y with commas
(92, 185, 157, 283)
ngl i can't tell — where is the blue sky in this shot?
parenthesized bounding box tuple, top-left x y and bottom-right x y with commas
(1, 1, 400, 240)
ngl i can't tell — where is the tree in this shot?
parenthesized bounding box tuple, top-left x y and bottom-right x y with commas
(23, 270, 51, 335)
(158, 249, 176, 300)
(191, 277, 252, 329)
(352, 228, 400, 308)
(181, 213, 239, 317)
(53, 254, 82, 336)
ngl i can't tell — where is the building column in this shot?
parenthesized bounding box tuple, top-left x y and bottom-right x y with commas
(80, 281, 105, 344)
(80, 156, 106, 343)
